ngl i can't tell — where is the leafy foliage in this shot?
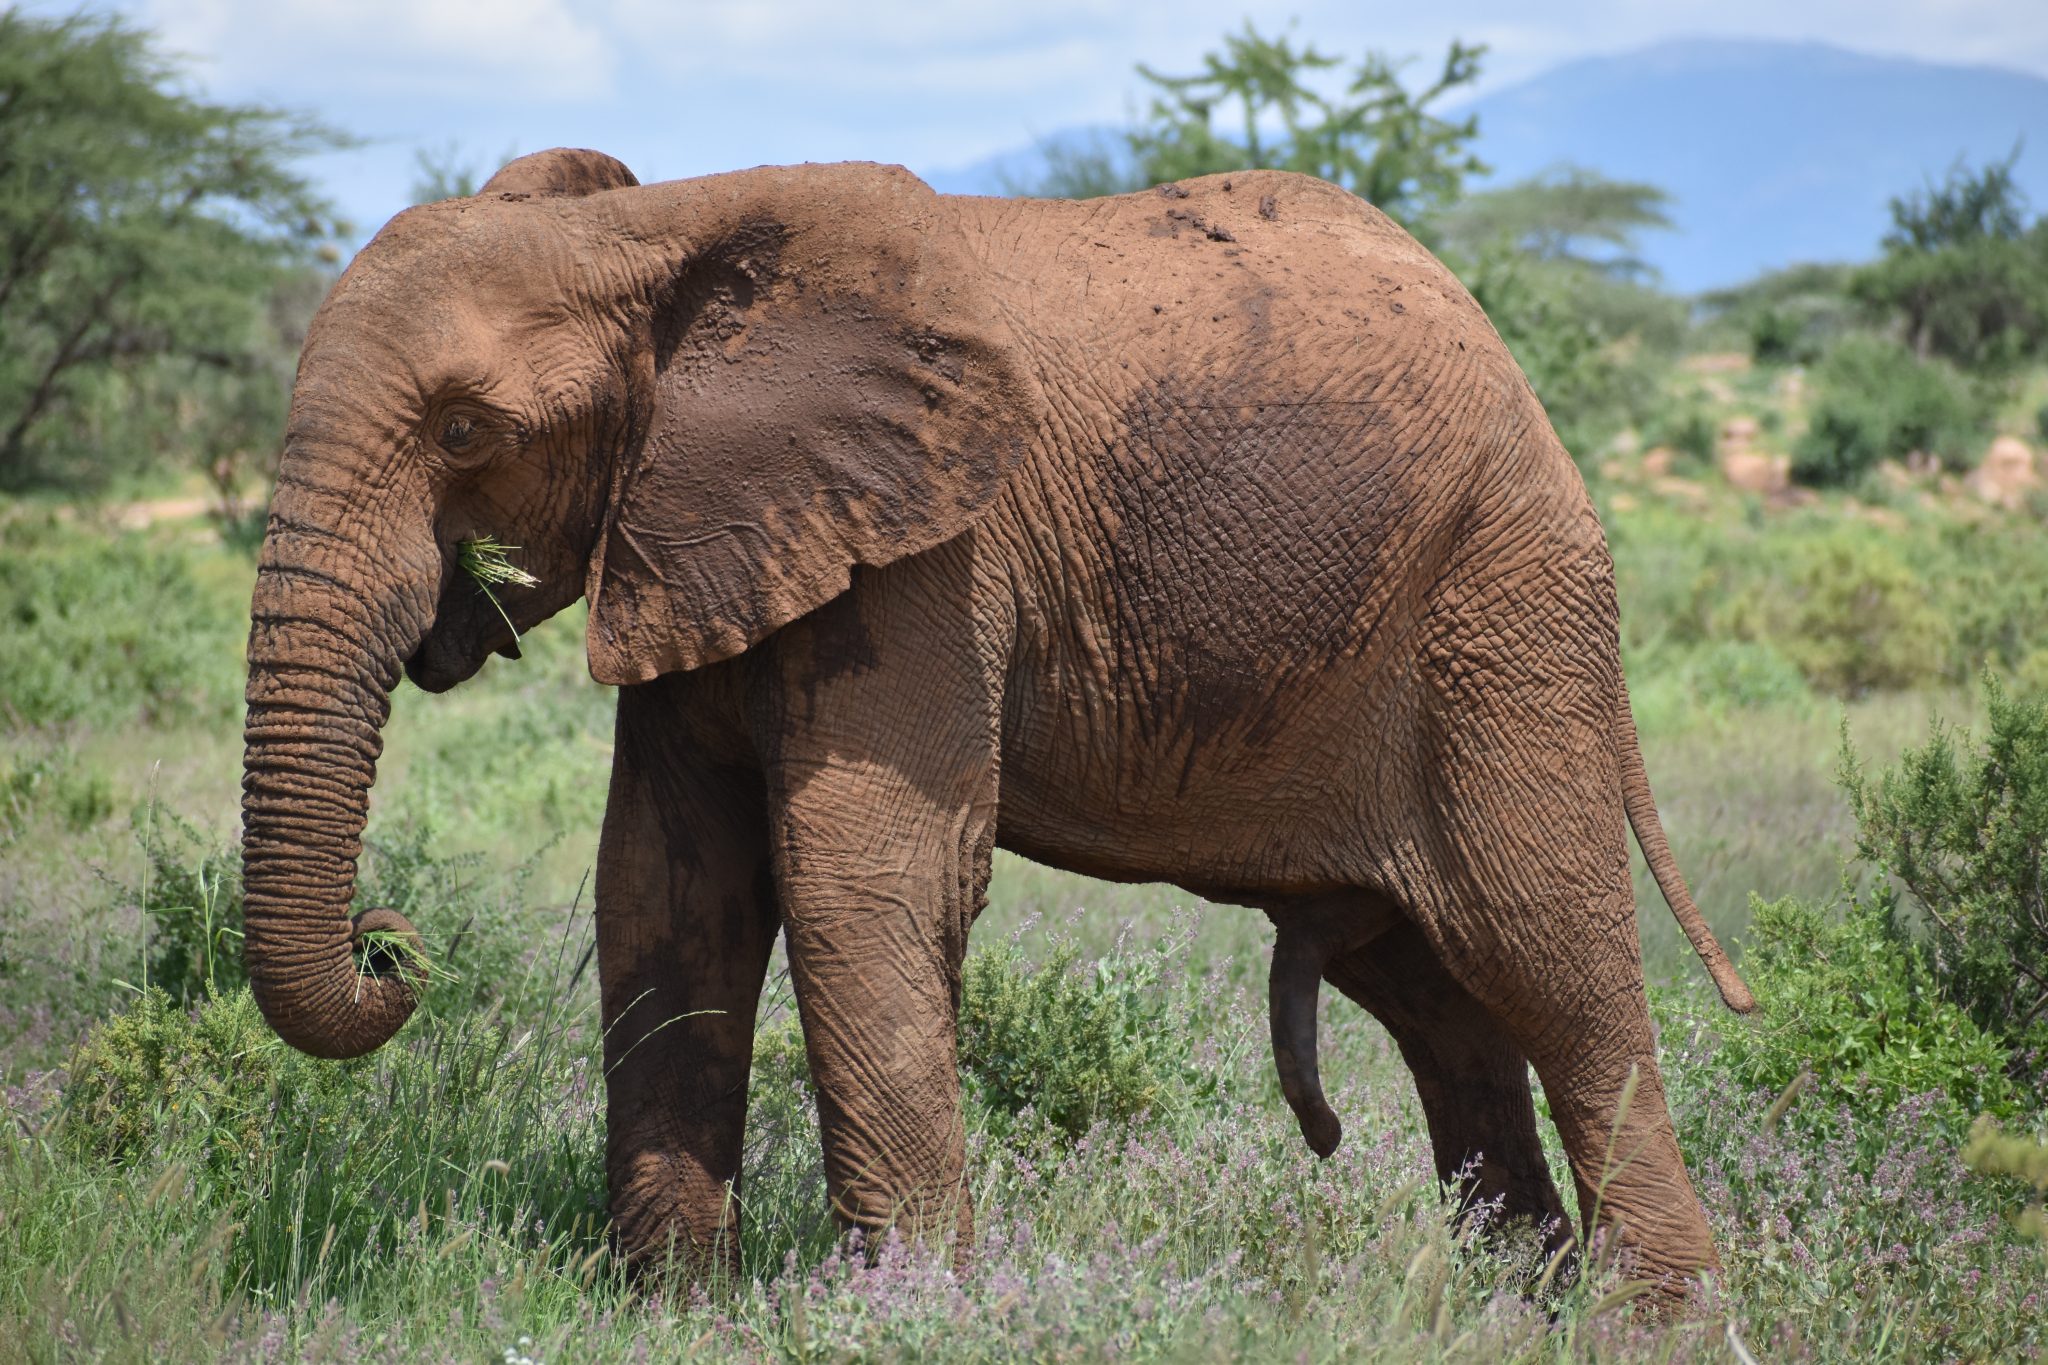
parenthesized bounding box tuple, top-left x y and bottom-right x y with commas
(1641, 398, 1719, 469)
(1882, 148, 2031, 251)
(0, 12, 344, 492)
(1696, 262, 1862, 365)
(0, 512, 249, 730)
(1844, 678, 2048, 1088)
(127, 795, 539, 1014)
(1457, 246, 1667, 458)
(957, 936, 1212, 1139)
(1851, 149, 2048, 372)
(409, 142, 489, 204)
(1674, 639, 1813, 711)
(56, 984, 606, 1304)
(1436, 166, 1673, 281)
(62, 987, 322, 1183)
(1707, 893, 2015, 1134)
(1792, 333, 1988, 484)
(1032, 22, 1485, 240)
(1719, 531, 1956, 694)
(1964, 1117, 2048, 1247)
(133, 807, 245, 1002)
(1616, 500, 2048, 701)
(1129, 25, 1486, 237)
(0, 745, 112, 844)
(1440, 169, 1686, 460)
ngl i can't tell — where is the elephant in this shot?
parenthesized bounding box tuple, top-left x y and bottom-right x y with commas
(240, 147, 1754, 1299)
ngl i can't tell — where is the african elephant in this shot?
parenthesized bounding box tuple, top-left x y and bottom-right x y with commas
(241, 148, 1753, 1298)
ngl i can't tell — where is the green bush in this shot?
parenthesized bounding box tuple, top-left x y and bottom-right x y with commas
(1964, 1117, 2048, 1247)
(1614, 499, 2048, 697)
(1460, 248, 1663, 461)
(1678, 639, 1813, 710)
(1642, 401, 1718, 469)
(129, 803, 540, 1013)
(1711, 893, 2016, 1133)
(1844, 677, 2048, 1089)
(1693, 261, 1859, 364)
(0, 513, 249, 731)
(0, 746, 111, 842)
(1938, 520, 2048, 686)
(132, 807, 245, 1001)
(1791, 334, 1987, 485)
(60, 987, 333, 1185)
(1749, 306, 1813, 365)
(1719, 533, 1954, 695)
(58, 983, 606, 1300)
(957, 937, 1207, 1139)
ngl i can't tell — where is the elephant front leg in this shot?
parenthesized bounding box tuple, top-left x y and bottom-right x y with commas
(758, 545, 1005, 1257)
(778, 839, 992, 1251)
(597, 675, 778, 1281)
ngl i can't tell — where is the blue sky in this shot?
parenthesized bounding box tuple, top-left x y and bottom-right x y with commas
(31, 0, 2048, 242)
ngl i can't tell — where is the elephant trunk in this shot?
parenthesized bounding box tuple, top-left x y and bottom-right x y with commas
(241, 474, 437, 1059)
(1269, 926, 1343, 1158)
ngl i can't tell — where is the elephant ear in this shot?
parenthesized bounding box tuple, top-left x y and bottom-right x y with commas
(584, 164, 1042, 685)
(480, 148, 639, 200)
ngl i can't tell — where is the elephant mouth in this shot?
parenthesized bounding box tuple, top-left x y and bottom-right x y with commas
(403, 549, 532, 691)
(402, 608, 518, 692)
(403, 634, 488, 693)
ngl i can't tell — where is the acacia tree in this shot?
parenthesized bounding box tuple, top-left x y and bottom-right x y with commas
(1128, 24, 1486, 234)
(1034, 24, 1486, 239)
(1852, 150, 2048, 369)
(0, 11, 348, 493)
(1435, 166, 1674, 281)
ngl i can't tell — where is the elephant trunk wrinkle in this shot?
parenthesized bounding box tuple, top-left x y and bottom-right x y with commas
(242, 562, 428, 1061)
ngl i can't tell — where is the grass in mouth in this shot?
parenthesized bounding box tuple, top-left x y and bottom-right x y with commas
(456, 536, 539, 644)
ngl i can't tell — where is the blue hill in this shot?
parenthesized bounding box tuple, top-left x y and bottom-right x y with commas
(923, 39, 2048, 293)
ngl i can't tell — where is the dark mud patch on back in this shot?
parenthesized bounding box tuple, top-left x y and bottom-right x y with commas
(1097, 375, 1437, 784)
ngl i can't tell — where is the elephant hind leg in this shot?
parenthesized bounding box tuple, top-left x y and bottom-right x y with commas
(1324, 914, 1570, 1254)
(1419, 881, 1717, 1298)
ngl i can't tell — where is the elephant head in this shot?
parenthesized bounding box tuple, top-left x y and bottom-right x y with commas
(242, 149, 1040, 1058)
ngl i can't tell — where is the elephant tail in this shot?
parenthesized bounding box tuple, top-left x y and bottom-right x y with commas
(1616, 680, 1757, 1014)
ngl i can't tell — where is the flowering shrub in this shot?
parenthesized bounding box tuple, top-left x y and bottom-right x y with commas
(1665, 1051, 2047, 1360)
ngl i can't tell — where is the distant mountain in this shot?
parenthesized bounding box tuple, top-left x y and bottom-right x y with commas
(923, 39, 2048, 294)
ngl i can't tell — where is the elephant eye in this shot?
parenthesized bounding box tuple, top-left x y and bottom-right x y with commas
(440, 415, 477, 450)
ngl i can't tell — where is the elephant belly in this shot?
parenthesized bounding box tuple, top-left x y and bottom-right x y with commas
(995, 647, 1415, 895)
(989, 446, 1445, 898)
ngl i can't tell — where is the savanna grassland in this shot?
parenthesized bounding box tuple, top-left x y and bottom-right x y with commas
(7, 11, 2048, 1364)
(5, 359, 2048, 1361)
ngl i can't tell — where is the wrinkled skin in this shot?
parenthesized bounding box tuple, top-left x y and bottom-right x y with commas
(242, 149, 1754, 1300)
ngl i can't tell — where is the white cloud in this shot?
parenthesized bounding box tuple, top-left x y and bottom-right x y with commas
(138, 0, 616, 102)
